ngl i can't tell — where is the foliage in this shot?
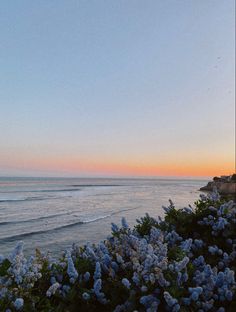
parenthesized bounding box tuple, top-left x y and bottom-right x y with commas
(0, 191, 236, 311)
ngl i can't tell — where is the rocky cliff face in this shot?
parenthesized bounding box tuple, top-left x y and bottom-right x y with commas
(200, 181, 236, 194)
(200, 175, 236, 197)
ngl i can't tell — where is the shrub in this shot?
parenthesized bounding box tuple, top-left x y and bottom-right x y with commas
(0, 191, 235, 311)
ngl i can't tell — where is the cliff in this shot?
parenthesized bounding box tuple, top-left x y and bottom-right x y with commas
(200, 174, 236, 196)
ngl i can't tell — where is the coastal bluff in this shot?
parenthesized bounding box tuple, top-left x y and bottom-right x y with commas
(200, 174, 236, 196)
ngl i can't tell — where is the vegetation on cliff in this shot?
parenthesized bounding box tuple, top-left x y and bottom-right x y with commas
(0, 192, 236, 311)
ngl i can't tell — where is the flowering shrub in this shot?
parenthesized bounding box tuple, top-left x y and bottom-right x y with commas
(0, 192, 235, 311)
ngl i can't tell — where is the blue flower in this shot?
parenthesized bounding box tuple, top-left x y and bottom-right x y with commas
(164, 291, 179, 310)
(46, 282, 60, 297)
(122, 278, 131, 289)
(132, 272, 140, 285)
(82, 292, 90, 300)
(1, 192, 236, 311)
(66, 251, 78, 283)
(121, 217, 129, 229)
(111, 223, 119, 233)
(180, 239, 192, 252)
(84, 271, 90, 282)
(188, 287, 203, 301)
(94, 262, 101, 280)
(94, 279, 102, 296)
(14, 298, 24, 310)
(140, 295, 160, 309)
(175, 256, 189, 271)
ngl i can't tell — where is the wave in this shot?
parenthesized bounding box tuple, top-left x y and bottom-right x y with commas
(0, 212, 71, 226)
(0, 188, 80, 194)
(71, 206, 141, 222)
(0, 221, 84, 242)
(0, 195, 72, 203)
(0, 206, 140, 227)
(0, 216, 110, 243)
(69, 184, 121, 187)
(0, 185, 124, 195)
(0, 197, 49, 203)
(33, 188, 81, 193)
(79, 214, 111, 223)
(81, 207, 140, 223)
(0, 206, 142, 243)
(111, 206, 141, 216)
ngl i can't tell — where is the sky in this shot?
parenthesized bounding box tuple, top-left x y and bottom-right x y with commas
(0, 0, 235, 178)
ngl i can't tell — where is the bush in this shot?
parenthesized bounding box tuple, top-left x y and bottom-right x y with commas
(0, 192, 236, 311)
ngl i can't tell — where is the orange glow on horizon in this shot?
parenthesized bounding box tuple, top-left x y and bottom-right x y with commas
(1, 154, 235, 177)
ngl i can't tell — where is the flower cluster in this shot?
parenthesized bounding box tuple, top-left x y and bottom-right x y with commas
(0, 191, 235, 311)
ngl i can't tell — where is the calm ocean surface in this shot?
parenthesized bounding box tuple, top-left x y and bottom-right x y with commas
(0, 177, 207, 256)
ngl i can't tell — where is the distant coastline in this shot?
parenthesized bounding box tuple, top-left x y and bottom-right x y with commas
(200, 174, 236, 198)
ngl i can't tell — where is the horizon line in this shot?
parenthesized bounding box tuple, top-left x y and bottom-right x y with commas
(0, 174, 215, 180)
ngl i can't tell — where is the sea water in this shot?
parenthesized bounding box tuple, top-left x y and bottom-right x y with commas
(0, 177, 207, 255)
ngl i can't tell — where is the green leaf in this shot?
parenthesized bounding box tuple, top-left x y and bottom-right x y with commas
(0, 259, 11, 276)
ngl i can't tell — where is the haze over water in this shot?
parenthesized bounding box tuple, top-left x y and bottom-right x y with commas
(0, 177, 207, 255)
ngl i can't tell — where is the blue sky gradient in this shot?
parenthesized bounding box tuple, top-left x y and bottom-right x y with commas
(0, 1, 235, 177)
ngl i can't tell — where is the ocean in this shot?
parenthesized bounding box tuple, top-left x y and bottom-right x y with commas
(0, 177, 207, 256)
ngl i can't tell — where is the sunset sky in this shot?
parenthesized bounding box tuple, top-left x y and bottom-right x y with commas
(0, 1, 235, 178)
